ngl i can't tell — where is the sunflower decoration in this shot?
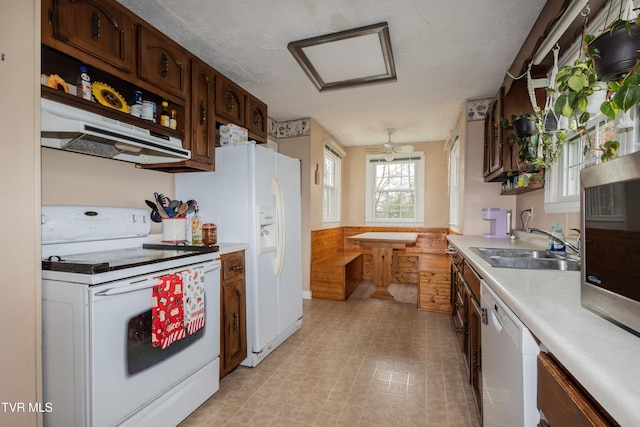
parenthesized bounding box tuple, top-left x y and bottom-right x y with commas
(91, 82, 130, 113)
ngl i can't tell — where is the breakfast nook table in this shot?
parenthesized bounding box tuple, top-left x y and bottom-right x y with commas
(347, 232, 418, 300)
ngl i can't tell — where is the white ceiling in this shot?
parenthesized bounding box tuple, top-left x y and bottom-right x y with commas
(118, 0, 547, 147)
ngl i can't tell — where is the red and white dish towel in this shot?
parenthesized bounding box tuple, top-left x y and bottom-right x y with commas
(181, 267, 206, 335)
(152, 267, 206, 349)
(151, 274, 185, 349)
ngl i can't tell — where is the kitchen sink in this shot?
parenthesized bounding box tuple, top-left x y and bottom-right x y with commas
(471, 247, 580, 271)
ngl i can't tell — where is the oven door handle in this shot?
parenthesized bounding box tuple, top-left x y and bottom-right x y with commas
(95, 263, 220, 296)
(95, 278, 161, 296)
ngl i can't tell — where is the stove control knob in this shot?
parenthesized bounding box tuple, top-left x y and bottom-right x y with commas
(131, 214, 138, 223)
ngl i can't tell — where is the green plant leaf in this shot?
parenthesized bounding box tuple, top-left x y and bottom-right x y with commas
(600, 100, 619, 119)
(579, 111, 590, 124)
(567, 75, 589, 92)
(555, 95, 573, 117)
(612, 83, 640, 111)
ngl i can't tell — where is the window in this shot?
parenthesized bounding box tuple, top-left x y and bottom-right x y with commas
(448, 136, 460, 228)
(545, 108, 638, 214)
(323, 145, 342, 223)
(365, 153, 424, 224)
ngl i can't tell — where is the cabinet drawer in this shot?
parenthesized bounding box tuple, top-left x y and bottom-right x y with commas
(221, 253, 245, 282)
(462, 260, 481, 302)
(537, 352, 616, 427)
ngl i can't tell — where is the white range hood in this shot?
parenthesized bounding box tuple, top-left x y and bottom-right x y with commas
(40, 98, 190, 164)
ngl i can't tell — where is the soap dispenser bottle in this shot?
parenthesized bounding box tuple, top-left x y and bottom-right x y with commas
(549, 222, 566, 253)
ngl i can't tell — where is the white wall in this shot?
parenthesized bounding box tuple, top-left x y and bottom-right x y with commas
(0, 2, 42, 426)
(462, 119, 517, 235)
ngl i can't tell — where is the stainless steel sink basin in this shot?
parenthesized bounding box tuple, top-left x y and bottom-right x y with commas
(471, 247, 580, 271)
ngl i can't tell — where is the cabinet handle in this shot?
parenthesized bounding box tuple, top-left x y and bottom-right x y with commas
(235, 288, 242, 296)
(232, 312, 239, 331)
(229, 264, 243, 271)
(473, 346, 482, 370)
(454, 301, 462, 308)
(161, 53, 169, 77)
(91, 11, 101, 41)
(227, 93, 235, 112)
(253, 107, 261, 126)
(47, 8, 54, 26)
(200, 102, 206, 125)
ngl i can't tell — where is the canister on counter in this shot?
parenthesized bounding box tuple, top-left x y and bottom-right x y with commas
(202, 223, 217, 245)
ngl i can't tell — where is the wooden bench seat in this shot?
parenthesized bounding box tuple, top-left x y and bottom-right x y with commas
(311, 251, 363, 301)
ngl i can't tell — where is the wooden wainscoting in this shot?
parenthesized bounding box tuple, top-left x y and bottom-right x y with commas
(310, 226, 451, 312)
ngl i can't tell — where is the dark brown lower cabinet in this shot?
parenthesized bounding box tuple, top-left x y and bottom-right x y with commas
(537, 352, 618, 427)
(220, 251, 247, 378)
(450, 252, 482, 419)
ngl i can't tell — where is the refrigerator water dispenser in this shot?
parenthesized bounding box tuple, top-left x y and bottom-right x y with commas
(258, 206, 276, 253)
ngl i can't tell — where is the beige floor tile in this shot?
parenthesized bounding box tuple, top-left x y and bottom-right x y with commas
(178, 282, 480, 427)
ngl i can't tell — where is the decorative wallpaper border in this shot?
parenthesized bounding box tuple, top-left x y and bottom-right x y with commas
(268, 117, 311, 139)
(467, 98, 491, 122)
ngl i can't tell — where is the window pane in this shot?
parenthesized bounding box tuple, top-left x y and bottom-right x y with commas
(373, 159, 417, 220)
(323, 149, 340, 222)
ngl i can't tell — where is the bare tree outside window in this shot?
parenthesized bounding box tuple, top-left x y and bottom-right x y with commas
(374, 161, 415, 219)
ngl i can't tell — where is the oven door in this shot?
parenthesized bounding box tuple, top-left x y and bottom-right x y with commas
(90, 260, 220, 426)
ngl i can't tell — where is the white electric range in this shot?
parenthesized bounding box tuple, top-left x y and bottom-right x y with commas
(41, 205, 220, 427)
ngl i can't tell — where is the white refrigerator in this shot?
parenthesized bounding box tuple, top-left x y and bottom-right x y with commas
(175, 144, 303, 367)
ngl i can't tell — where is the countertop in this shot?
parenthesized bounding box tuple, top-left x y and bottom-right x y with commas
(218, 242, 249, 255)
(447, 234, 640, 426)
(146, 234, 247, 256)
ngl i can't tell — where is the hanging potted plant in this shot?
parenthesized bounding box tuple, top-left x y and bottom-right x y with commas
(500, 112, 561, 170)
(553, 57, 600, 124)
(588, 0, 640, 81)
(511, 113, 536, 138)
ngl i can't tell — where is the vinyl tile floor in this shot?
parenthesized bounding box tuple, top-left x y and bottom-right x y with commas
(179, 282, 481, 427)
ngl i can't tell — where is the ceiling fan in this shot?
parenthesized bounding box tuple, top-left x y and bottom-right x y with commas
(367, 128, 414, 161)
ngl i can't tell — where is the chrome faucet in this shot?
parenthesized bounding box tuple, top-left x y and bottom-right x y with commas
(527, 227, 580, 254)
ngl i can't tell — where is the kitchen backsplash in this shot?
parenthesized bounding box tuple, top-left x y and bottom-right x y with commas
(41, 148, 174, 233)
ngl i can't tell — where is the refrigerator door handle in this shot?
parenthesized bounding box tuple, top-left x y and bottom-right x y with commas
(272, 176, 286, 276)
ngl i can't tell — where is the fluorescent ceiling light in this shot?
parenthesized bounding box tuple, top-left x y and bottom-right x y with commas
(288, 22, 397, 92)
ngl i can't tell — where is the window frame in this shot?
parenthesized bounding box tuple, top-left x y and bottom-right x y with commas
(448, 136, 460, 228)
(322, 144, 342, 225)
(365, 152, 425, 226)
(545, 108, 638, 214)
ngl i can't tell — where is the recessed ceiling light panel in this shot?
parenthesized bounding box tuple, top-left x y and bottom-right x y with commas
(288, 22, 397, 92)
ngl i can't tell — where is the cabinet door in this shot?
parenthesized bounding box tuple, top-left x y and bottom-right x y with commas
(216, 74, 246, 126)
(469, 297, 483, 418)
(484, 87, 504, 178)
(537, 352, 616, 426)
(44, 0, 135, 73)
(138, 25, 190, 99)
(220, 251, 247, 378)
(245, 94, 268, 140)
(221, 279, 247, 374)
(453, 273, 468, 354)
(189, 59, 215, 166)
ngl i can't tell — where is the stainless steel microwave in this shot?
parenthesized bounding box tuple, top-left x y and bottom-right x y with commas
(581, 150, 640, 336)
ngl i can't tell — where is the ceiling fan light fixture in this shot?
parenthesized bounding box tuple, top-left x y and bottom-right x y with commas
(383, 152, 395, 162)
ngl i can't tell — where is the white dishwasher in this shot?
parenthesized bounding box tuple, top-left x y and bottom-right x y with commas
(481, 280, 540, 427)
